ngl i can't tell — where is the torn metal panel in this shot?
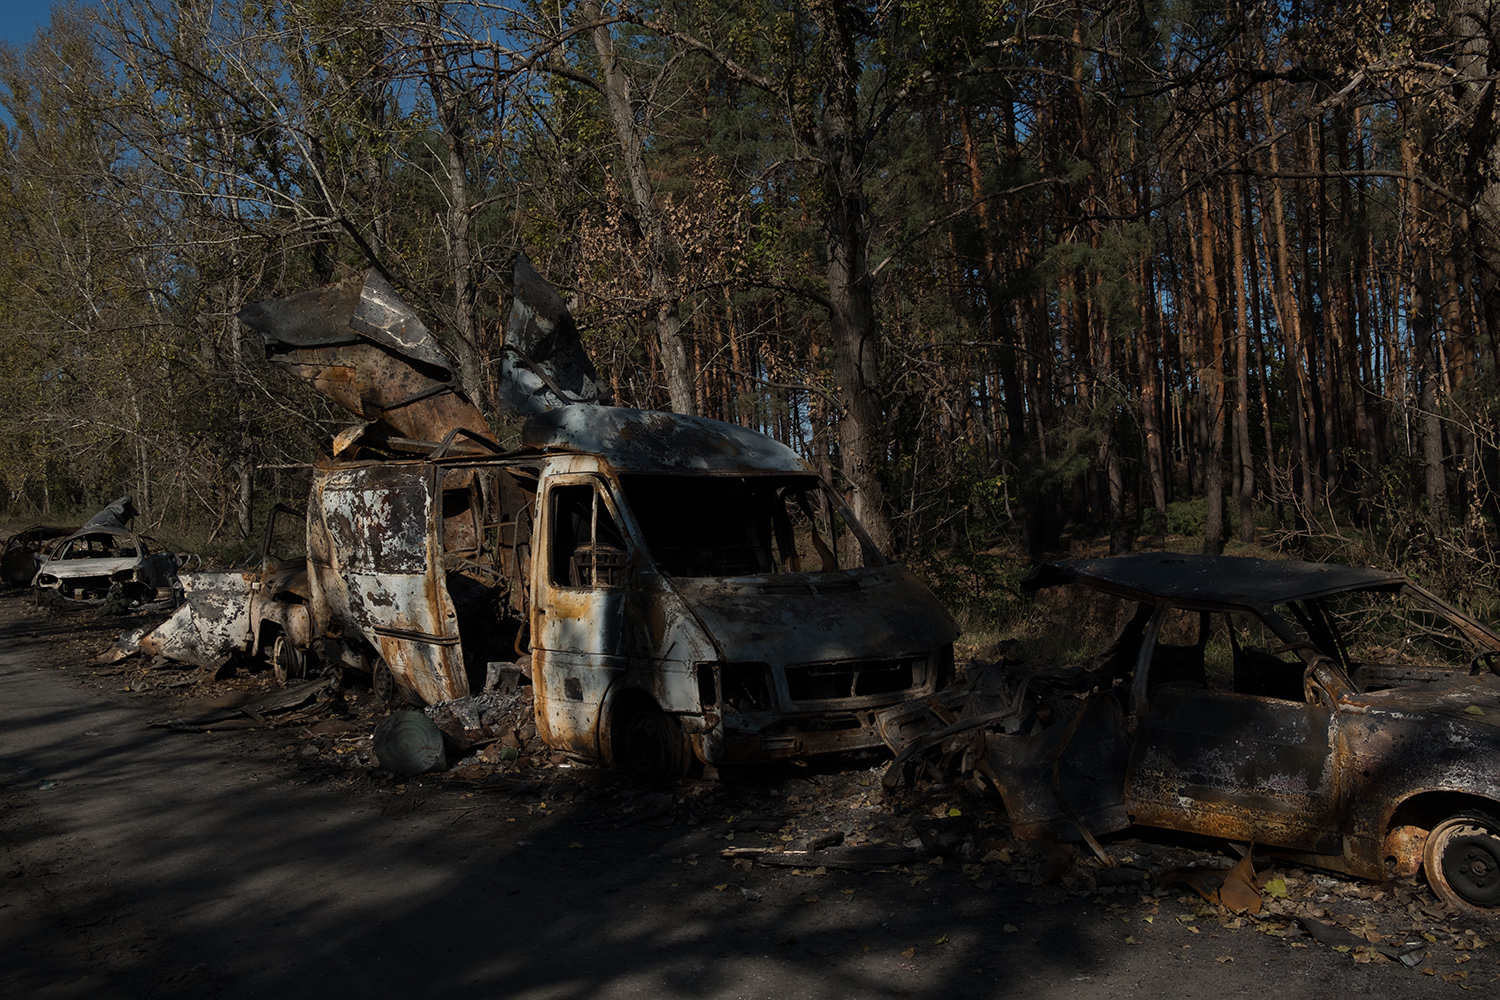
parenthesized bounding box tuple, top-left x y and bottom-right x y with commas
(81, 496, 138, 532)
(881, 552, 1500, 913)
(1127, 685, 1343, 853)
(239, 270, 493, 455)
(311, 462, 468, 706)
(500, 257, 612, 415)
(149, 677, 335, 731)
(983, 694, 1130, 843)
(138, 570, 255, 667)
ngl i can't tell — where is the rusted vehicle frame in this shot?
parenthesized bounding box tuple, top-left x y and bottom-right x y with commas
(223, 266, 959, 780)
(880, 553, 1500, 914)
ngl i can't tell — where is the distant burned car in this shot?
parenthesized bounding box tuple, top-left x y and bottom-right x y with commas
(879, 553, 1500, 914)
(1, 524, 76, 586)
(33, 497, 180, 605)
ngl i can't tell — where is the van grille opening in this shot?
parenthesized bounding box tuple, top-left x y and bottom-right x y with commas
(785, 658, 918, 701)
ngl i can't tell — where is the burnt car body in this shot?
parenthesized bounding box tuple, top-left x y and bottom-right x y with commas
(1, 524, 76, 586)
(878, 553, 1500, 914)
(33, 498, 179, 604)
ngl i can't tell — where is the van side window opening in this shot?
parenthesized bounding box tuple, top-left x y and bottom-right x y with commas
(550, 482, 626, 589)
(619, 474, 862, 577)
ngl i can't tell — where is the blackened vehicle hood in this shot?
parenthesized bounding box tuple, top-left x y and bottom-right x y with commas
(665, 563, 958, 664)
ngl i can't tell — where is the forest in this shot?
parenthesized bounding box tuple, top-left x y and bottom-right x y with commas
(4, 0, 1500, 628)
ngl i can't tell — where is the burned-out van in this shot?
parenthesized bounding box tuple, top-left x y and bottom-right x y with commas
(306, 404, 957, 779)
(142, 265, 956, 779)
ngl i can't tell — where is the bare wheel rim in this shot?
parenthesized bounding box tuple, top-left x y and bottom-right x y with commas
(373, 659, 397, 703)
(273, 634, 304, 684)
(1437, 821, 1500, 907)
(1425, 813, 1500, 911)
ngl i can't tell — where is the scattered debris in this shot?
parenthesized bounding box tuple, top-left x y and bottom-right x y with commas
(1158, 848, 1261, 914)
(1298, 915, 1428, 966)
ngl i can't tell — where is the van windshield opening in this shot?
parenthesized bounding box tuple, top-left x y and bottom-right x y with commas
(618, 474, 875, 577)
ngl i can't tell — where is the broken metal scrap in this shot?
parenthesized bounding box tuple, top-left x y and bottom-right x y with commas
(149, 677, 335, 731)
(239, 270, 494, 456)
(499, 256, 612, 416)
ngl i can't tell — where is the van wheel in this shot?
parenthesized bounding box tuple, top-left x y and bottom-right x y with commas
(616, 702, 690, 784)
(1424, 812, 1500, 913)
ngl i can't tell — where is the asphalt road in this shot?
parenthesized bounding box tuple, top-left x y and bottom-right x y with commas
(1, 593, 1494, 999)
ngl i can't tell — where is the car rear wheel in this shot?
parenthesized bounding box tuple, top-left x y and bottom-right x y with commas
(271, 634, 306, 686)
(1424, 812, 1500, 913)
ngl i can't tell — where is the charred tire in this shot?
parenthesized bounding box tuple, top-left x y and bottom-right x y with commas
(1424, 812, 1500, 913)
(615, 701, 690, 785)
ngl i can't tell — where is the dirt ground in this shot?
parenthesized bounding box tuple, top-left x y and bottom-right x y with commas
(2, 591, 1498, 999)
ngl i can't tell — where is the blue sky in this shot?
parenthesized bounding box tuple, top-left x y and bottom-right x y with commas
(1, 2, 64, 49)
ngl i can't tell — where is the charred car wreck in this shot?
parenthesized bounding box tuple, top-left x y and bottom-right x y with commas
(34, 497, 180, 606)
(142, 265, 957, 780)
(130, 503, 310, 676)
(878, 553, 1500, 914)
(1, 523, 76, 586)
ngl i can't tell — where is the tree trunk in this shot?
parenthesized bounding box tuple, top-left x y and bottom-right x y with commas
(415, 12, 482, 407)
(587, 2, 696, 416)
(813, 3, 891, 552)
(1229, 161, 1256, 543)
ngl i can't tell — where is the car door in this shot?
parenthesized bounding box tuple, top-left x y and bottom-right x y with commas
(318, 464, 469, 705)
(531, 475, 632, 756)
(1124, 606, 1345, 854)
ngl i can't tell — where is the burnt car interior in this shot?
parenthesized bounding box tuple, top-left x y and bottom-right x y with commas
(550, 481, 628, 588)
(1029, 582, 1493, 713)
(56, 533, 142, 559)
(619, 474, 870, 577)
